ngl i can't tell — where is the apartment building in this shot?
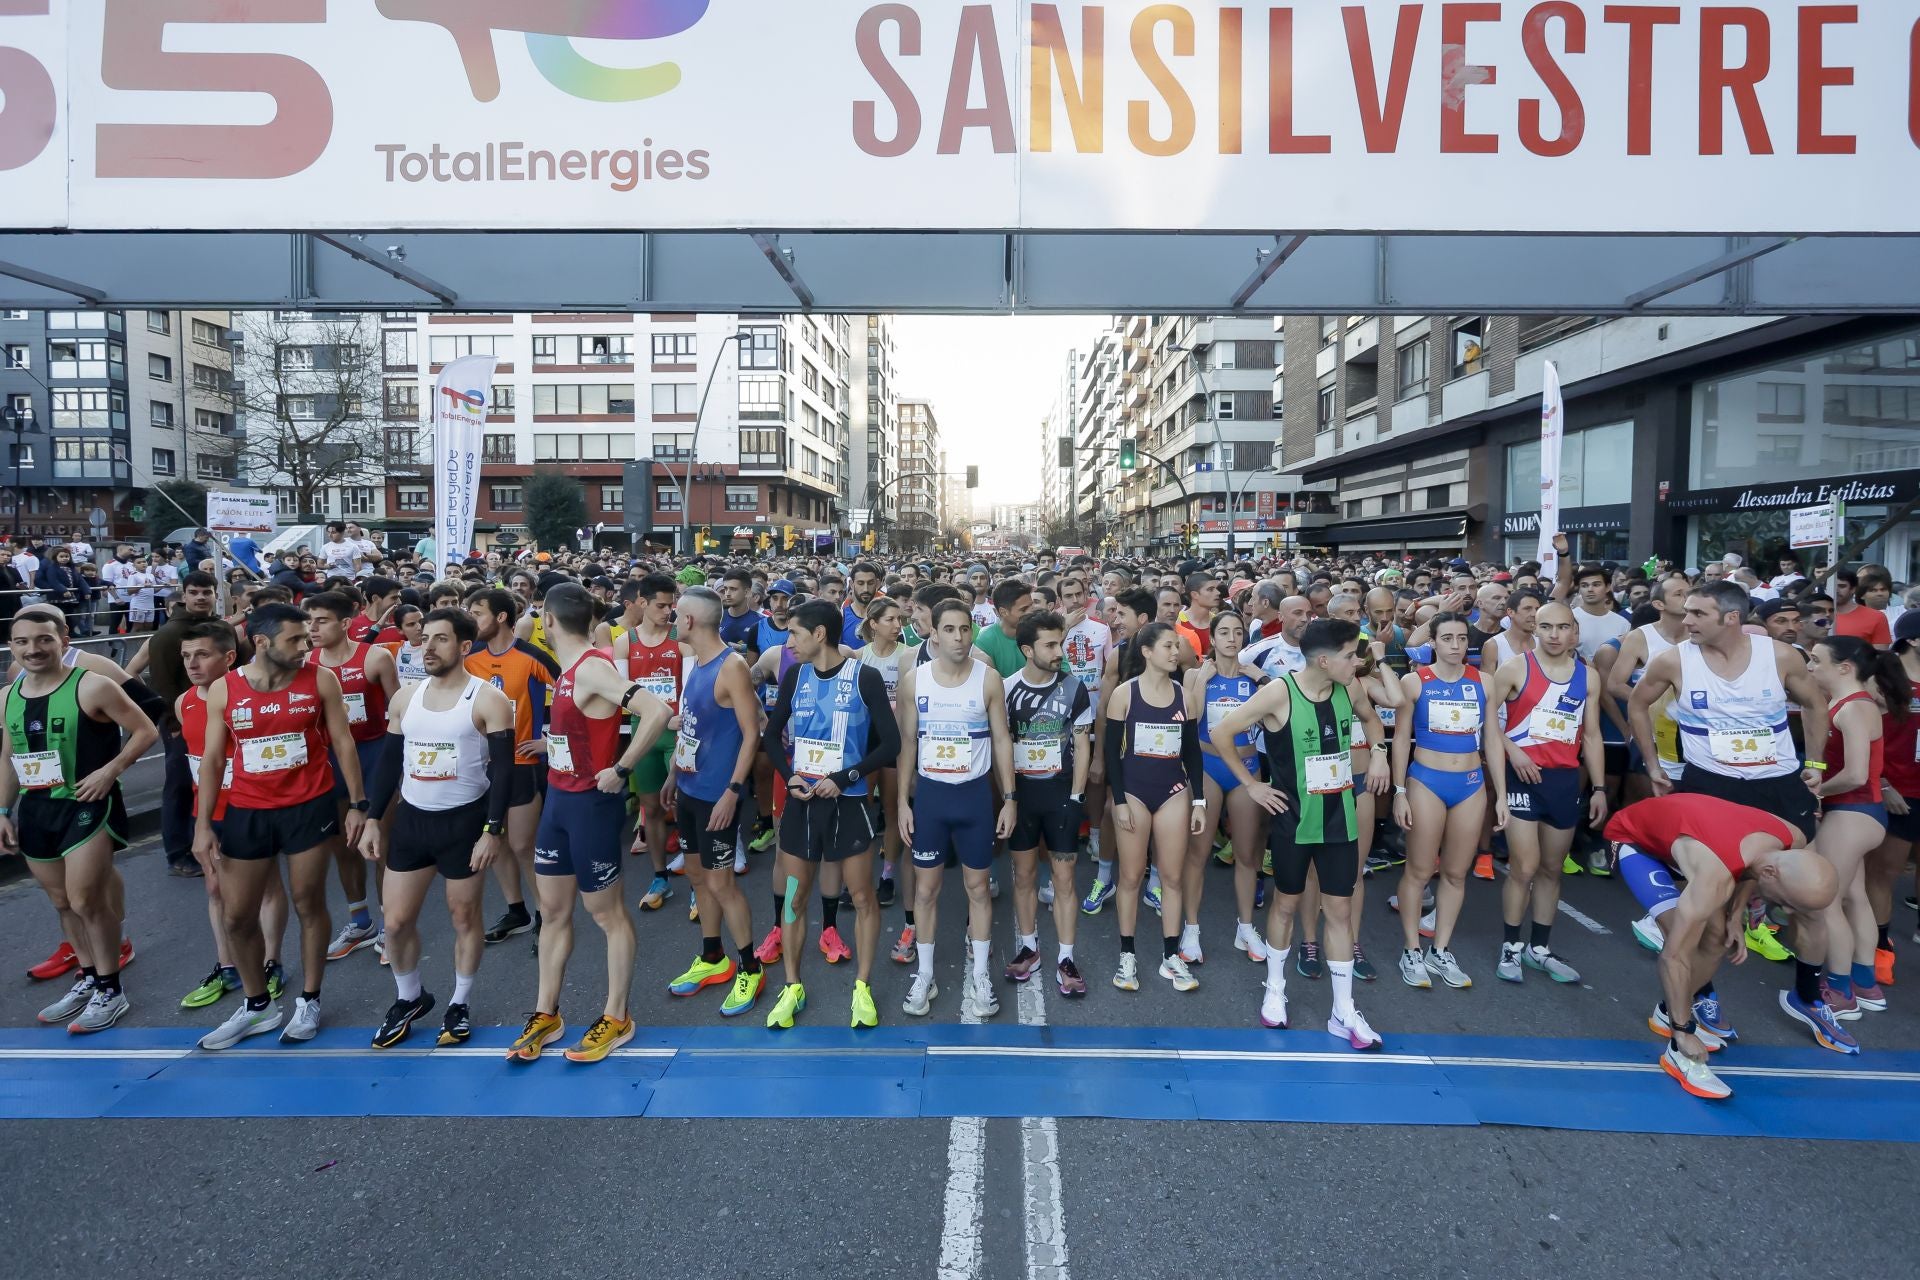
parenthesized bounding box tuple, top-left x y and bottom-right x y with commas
(1039, 347, 1078, 539)
(896, 397, 940, 553)
(850, 315, 898, 543)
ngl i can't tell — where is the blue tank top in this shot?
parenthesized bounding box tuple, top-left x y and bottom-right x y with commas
(678, 649, 743, 802)
(1413, 665, 1486, 755)
(788, 659, 871, 796)
(1203, 668, 1260, 760)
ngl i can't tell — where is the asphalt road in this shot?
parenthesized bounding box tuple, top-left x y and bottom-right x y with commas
(3, 831, 1917, 1279)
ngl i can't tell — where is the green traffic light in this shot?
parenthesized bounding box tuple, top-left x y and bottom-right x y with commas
(1118, 441, 1136, 470)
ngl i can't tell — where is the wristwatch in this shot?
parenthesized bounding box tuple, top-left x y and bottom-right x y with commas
(615, 763, 634, 781)
(482, 820, 506, 837)
(729, 780, 748, 796)
(348, 799, 370, 813)
(839, 767, 861, 788)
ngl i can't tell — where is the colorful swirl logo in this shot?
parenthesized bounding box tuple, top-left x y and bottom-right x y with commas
(377, 0, 712, 103)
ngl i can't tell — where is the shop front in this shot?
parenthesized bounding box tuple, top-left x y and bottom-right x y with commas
(1501, 420, 1636, 564)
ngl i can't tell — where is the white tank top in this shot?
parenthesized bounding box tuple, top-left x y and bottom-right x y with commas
(394, 642, 429, 685)
(399, 673, 490, 810)
(857, 642, 905, 709)
(1485, 630, 1525, 672)
(916, 658, 992, 784)
(1633, 623, 1678, 680)
(1669, 634, 1799, 780)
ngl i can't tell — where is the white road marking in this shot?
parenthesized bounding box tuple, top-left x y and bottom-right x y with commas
(1496, 861, 1613, 935)
(1016, 961, 1068, 1280)
(937, 958, 989, 1280)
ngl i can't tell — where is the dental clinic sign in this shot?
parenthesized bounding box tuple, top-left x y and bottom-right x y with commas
(1, 2, 1917, 233)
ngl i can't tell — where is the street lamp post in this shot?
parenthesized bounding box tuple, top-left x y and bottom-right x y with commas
(3, 403, 33, 538)
(1167, 338, 1230, 559)
(665, 329, 750, 557)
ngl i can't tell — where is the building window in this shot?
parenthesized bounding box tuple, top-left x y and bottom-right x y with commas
(532, 383, 637, 417)
(147, 313, 170, 335)
(1316, 385, 1336, 433)
(280, 395, 318, 420)
(1214, 392, 1235, 420)
(1427, 483, 1452, 508)
(580, 334, 629, 365)
(1345, 358, 1378, 411)
(650, 383, 699, 416)
(740, 327, 781, 371)
(275, 489, 299, 517)
(149, 402, 174, 428)
(151, 447, 176, 476)
(656, 487, 683, 512)
(1397, 339, 1429, 398)
(194, 408, 228, 433)
(382, 312, 416, 323)
(49, 339, 117, 379)
(532, 335, 555, 364)
(53, 438, 115, 479)
(725, 485, 758, 512)
(490, 485, 524, 512)
(428, 334, 510, 364)
(383, 331, 418, 368)
(491, 384, 515, 413)
(7, 443, 31, 468)
(533, 433, 636, 462)
(739, 427, 782, 466)
(1756, 380, 1806, 422)
(1320, 317, 1338, 347)
(1451, 318, 1486, 378)
(601, 485, 624, 512)
(3, 344, 27, 369)
(343, 486, 374, 516)
(1380, 492, 1402, 515)
(52, 389, 122, 430)
(384, 427, 418, 464)
(651, 332, 696, 362)
(650, 432, 693, 461)
(384, 382, 420, 420)
(191, 363, 223, 390)
(1510, 420, 1635, 512)
(191, 319, 224, 347)
(196, 454, 234, 481)
(739, 377, 783, 420)
(1754, 434, 1803, 466)
(483, 434, 516, 463)
(396, 485, 429, 512)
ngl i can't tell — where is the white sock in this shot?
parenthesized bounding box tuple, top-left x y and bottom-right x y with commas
(970, 938, 990, 978)
(734, 844, 746, 872)
(1020, 932, 1039, 954)
(394, 968, 422, 1001)
(1096, 859, 1115, 882)
(917, 942, 934, 979)
(1329, 960, 1355, 1020)
(1265, 950, 1287, 993)
(451, 971, 475, 1006)
(1088, 829, 1102, 858)
(1058, 942, 1074, 964)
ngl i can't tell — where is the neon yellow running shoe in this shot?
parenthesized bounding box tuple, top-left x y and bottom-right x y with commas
(851, 979, 878, 1029)
(766, 982, 807, 1030)
(1746, 923, 1792, 962)
(1212, 838, 1234, 867)
(668, 953, 736, 997)
(720, 967, 764, 1018)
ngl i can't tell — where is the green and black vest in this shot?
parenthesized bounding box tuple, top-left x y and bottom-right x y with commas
(1265, 674, 1356, 844)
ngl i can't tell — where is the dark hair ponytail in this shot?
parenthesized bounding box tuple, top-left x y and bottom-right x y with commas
(1122, 621, 1178, 683)
(1820, 634, 1913, 718)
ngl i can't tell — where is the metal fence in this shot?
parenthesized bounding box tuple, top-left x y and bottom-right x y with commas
(0, 627, 148, 680)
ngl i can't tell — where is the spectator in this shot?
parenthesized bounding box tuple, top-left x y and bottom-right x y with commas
(34, 545, 92, 633)
(0, 544, 25, 635)
(98, 543, 137, 634)
(226, 531, 262, 576)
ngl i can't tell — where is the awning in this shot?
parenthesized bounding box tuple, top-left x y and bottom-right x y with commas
(1322, 517, 1467, 546)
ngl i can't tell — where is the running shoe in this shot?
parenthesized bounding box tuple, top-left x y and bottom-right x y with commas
(1662, 1044, 1731, 1100)
(27, 940, 77, 982)
(902, 973, 937, 1017)
(1159, 954, 1199, 992)
(1233, 922, 1269, 963)
(438, 1003, 472, 1046)
(264, 959, 286, 1001)
(181, 965, 239, 1010)
(1352, 943, 1378, 983)
(1779, 989, 1858, 1054)
(720, 968, 764, 1018)
(890, 925, 917, 964)
(1418, 910, 1437, 940)
(507, 1011, 565, 1062)
(68, 987, 130, 1035)
(1213, 839, 1235, 868)
(1424, 948, 1472, 989)
(281, 996, 321, 1043)
(326, 920, 378, 961)
(1854, 981, 1888, 1013)
(1142, 882, 1163, 914)
(639, 876, 673, 911)
(1112, 952, 1140, 992)
(666, 852, 687, 875)
(199, 1002, 282, 1051)
(118, 939, 135, 969)
(963, 971, 1001, 1019)
(749, 825, 778, 853)
(1821, 980, 1861, 1021)
(37, 975, 95, 1024)
(877, 876, 896, 908)
(1262, 848, 1273, 877)
(1055, 958, 1087, 998)
(1038, 881, 1055, 906)
(1080, 878, 1115, 915)
(1295, 941, 1323, 980)
(1647, 1002, 1726, 1051)
(372, 993, 436, 1049)
(1398, 949, 1431, 989)
(1254, 879, 1268, 910)
(1692, 993, 1736, 1041)
(1875, 945, 1896, 987)
(838, 885, 854, 910)
(1179, 925, 1204, 965)
(376, 933, 389, 967)
(850, 980, 878, 1029)
(766, 983, 807, 1030)
(564, 1015, 635, 1063)
(1745, 924, 1791, 962)
(1496, 942, 1524, 984)
(1472, 852, 1495, 881)
(1259, 981, 1288, 1029)
(1561, 854, 1584, 877)
(1363, 850, 1404, 878)
(1005, 945, 1040, 984)
(1586, 847, 1612, 877)
(1523, 947, 1580, 984)
(753, 925, 784, 965)
(734, 847, 748, 875)
(687, 890, 699, 923)
(1632, 913, 1666, 953)
(818, 926, 852, 965)
(668, 953, 736, 996)
(1907, 893, 1918, 912)
(1327, 1007, 1383, 1051)
(486, 906, 533, 944)
(989, 876, 1001, 900)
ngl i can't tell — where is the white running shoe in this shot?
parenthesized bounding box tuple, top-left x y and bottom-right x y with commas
(963, 971, 1000, 1019)
(1259, 981, 1288, 1028)
(1159, 953, 1198, 992)
(666, 852, 686, 874)
(68, 987, 129, 1034)
(1661, 1044, 1731, 1099)
(199, 1002, 282, 1051)
(37, 975, 95, 1024)
(1398, 949, 1432, 989)
(1496, 942, 1524, 984)
(1419, 909, 1438, 936)
(1425, 948, 1473, 989)
(1112, 952, 1140, 992)
(1524, 946, 1581, 984)
(902, 973, 937, 1017)
(733, 846, 747, 874)
(1038, 881, 1055, 906)
(326, 920, 378, 961)
(1328, 1007, 1383, 1051)
(1632, 913, 1666, 953)
(1233, 921, 1270, 963)
(1179, 924, 1204, 965)
(280, 995, 322, 1043)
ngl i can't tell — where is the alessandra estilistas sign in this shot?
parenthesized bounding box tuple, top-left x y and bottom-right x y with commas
(1662, 472, 1919, 514)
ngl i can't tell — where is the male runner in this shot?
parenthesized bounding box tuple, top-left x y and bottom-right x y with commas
(973, 578, 1035, 677)
(357, 607, 516, 1048)
(611, 574, 685, 909)
(759, 599, 900, 1028)
(1, 611, 156, 1032)
(718, 568, 763, 655)
(465, 589, 559, 943)
(843, 561, 884, 647)
(1572, 562, 1630, 660)
(1607, 793, 1839, 1095)
(193, 604, 368, 1048)
(507, 583, 671, 1064)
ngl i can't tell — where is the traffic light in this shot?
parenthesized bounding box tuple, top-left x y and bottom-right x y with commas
(757, 530, 772, 552)
(862, 529, 876, 552)
(966, 465, 979, 489)
(783, 524, 796, 550)
(1057, 437, 1072, 468)
(1118, 439, 1137, 470)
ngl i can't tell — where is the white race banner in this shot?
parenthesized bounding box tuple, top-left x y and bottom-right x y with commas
(205, 491, 276, 536)
(1536, 361, 1565, 581)
(432, 355, 497, 565)
(1790, 503, 1836, 550)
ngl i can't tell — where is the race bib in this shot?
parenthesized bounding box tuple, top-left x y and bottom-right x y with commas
(240, 732, 307, 774)
(794, 736, 844, 779)
(1430, 698, 1481, 734)
(1136, 722, 1182, 758)
(1708, 726, 1777, 768)
(12, 750, 63, 790)
(1205, 700, 1243, 734)
(1528, 704, 1580, 745)
(637, 673, 677, 705)
(1304, 751, 1354, 794)
(923, 732, 971, 775)
(1015, 735, 1062, 777)
(185, 752, 234, 789)
(1377, 705, 1397, 727)
(342, 691, 367, 724)
(547, 734, 575, 774)
(673, 729, 700, 772)
(409, 741, 459, 781)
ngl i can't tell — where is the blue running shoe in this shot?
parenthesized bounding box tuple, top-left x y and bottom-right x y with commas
(1080, 877, 1115, 916)
(1779, 989, 1859, 1055)
(1693, 993, 1737, 1042)
(1143, 883, 1164, 915)
(1254, 879, 1268, 910)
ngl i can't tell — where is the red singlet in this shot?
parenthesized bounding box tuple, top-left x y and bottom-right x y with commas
(223, 665, 333, 809)
(546, 650, 622, 794)
(1603, 794, 1793, 878)
(309, 641, 388, 745)
(1825, 690, 1883, 805)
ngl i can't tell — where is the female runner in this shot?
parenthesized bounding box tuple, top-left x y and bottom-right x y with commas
(1181, 611, 1268, 965)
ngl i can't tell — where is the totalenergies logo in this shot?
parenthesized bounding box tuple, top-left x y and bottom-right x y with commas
(376, 0, 712, 103)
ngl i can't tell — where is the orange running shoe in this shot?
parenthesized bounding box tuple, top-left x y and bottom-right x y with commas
(1876, 945, 1895, 987)
(1472, 852, 1495, 881)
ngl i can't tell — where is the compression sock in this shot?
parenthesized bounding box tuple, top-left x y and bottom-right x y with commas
(1852, 962, 1876, 989)
(348, 900, 371, 930)
(821, 894, 841, 933)
(702, 936, 724, 964)
(1795, 961, 1822, 1004)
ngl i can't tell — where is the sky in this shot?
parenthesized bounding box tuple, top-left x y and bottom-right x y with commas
(890, 315, 1109, 507)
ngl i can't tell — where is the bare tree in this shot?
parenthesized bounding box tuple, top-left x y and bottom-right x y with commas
(198, 312, 393, 520)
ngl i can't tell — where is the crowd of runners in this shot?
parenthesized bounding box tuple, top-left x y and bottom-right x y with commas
(4, 528, 1913, 1101)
